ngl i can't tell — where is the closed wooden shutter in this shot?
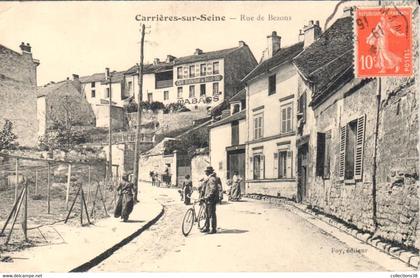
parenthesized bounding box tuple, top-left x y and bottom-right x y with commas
(250, 156, 254, 178)
(316, 132, 325, 177)
(339, 125, 347, 181)
(273, 152, 278, 178)
(288, 150, 293, 178)
(354, 115, 366, 180)
(261, 155, 265, 179)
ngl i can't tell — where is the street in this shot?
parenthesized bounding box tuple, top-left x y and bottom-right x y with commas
(92, 185, 415, 272)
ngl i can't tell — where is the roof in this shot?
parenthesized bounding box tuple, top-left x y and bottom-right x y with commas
(209, 109, 246, 128)
(79, 73, 105, 83)
(101, 71, 125, 84)
(173, 47, 239, 65)
(242, 42, 304, 83)
(229, 88, 246, 102)
(125, 62, 173, 75)
(293, 16, 354, 102)
(37, 80, 78, 97)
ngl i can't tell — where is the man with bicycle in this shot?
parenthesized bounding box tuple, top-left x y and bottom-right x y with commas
(201, 166, 219, 234)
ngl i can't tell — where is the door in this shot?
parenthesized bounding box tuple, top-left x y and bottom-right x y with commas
(297, 143, 308, 203)
(227, 149, 246, 194)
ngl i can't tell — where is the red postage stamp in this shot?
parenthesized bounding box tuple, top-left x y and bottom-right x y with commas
(355, 6, 413, 78)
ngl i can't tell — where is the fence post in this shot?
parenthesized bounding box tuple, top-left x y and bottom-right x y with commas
(66, 164, 72, 208)
(14, 158, 19, 204)
(22, 179, 28, 241)
(87, 165, 91, 203)
(47, 162, 51, 214)
(35, 169, 38, 196)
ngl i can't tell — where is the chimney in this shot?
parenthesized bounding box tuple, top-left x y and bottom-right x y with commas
(342, 6, 354, 18)
(298, 29, 304, 42)
(166, 55, 176, 63)
(267, 31, 281, 58)
(153, 58, 160, 65)
(194, 48, 203, 55)
(238, 41, 246, 47)
(72, 74, 79, 80)
(19, 42, 32, 54)
(303, 20, 321, 48)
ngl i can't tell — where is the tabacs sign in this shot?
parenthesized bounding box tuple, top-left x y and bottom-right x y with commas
(175, 75, 223, 86)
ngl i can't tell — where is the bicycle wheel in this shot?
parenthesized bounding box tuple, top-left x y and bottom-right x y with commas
(197, 203, 207, 229)
(182, 208, 195, 236)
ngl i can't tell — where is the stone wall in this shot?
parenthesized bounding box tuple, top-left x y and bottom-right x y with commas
(375, 79, 419, 249)
(0, 44, 38, 147)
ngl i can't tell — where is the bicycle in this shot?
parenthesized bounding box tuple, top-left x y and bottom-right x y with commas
(181, 199, 207, 236)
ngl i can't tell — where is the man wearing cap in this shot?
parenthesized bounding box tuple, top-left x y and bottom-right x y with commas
(201, 166, 218, 234)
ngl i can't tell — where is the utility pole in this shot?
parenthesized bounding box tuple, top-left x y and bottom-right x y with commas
(106, 67, 113, 183)
(133, 24, 145, 202)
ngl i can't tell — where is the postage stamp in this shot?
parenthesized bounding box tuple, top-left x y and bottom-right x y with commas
(355, 6, 413, 78)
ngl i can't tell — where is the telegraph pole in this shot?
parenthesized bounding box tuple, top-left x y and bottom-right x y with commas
(106, 68, 113, 183)
(133, 24, 145, 202)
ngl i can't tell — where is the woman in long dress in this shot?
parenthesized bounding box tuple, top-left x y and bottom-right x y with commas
(229, 171, 242, 201)
(114, 174, 135, 222)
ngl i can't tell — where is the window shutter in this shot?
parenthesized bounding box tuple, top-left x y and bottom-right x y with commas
(316, 133, 325, 177)
(288, 150, 293, 178)
(250, 156, 254, 177)
(273, 152, 278, 178)
(339, 126, 347, 181)
(261, 155, 265, 179)
(354, 115, 366, 180)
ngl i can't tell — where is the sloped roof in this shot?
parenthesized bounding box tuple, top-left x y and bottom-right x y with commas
(209, 109, 246, 128)
(79, 73, 105, 83)
(173, 47, 239, 65)
(229, 88, 246, 102)
(293, 16, 354, 101)
(242, 42, 304, 83)
(101, 71, 125, 84)
(37, 80, 76, 97)
(125, 62, 173, 76)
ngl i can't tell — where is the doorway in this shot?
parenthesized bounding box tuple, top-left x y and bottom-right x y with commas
(297, 143, 309, 203)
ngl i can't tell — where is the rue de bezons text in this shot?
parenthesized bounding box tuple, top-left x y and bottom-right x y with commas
(135, 14, 291, 22)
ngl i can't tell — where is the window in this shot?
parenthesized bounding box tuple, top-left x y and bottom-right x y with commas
(200, 64, 206, 76)
(268, 75, 276, 95)
(127, 81, 133, 94)
(213, 62, 219, 74)
(231, 121, 239, 145)
(189, 65, 195, 78)
(316, 131, 331, 179)
(281, 104, 293, 133)
(189, 85, 195, 97)
(252, 154, 265, 180)
(200, 84, 206, 96)
(91, 82, 95, 88)
(253, 113, 263, 140)
(147, 93, 153, 102)
(232, 103, 240, 114)
(339, 115, 366, 181)
(212, 82, 219, 96)
(297, 92, 307, 122)
(274, 150, 293, 178)
(177, 67, 183, 79)
(278, 151, 287, 178)
(106, 88, 110, 98)
(164, 90, 169, 100)
(177, 87, 183, 98)
(91, 90, 96, 98)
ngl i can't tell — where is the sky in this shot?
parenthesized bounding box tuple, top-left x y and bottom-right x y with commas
(0, 1, 370, 86)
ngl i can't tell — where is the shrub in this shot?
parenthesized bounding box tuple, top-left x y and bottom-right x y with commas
(0, 119, 18, 151)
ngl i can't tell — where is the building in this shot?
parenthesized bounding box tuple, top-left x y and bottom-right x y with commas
(242, 32, 304, 199)
(209, 89, 247, 190)
(293, 11, 419, 249)
(124, 56, 175, 105)
(0, 42, 40, 147)
(37, 76, 95, 136)
(173, 42, 257, 110)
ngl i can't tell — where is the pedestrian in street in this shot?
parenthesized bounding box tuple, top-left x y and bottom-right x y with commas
(201, 166, 218, 234)
(229, 171, 242, 201)
(150, 171, 155, 186)
(114, 173, 135, 222)
(182, 175, 192, 205)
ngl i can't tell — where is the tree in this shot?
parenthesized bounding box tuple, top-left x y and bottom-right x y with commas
(38, 96, 87, 155)
(0, 119, 18, 151)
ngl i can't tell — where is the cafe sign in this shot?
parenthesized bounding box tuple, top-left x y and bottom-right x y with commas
(175, 75, 223, 86)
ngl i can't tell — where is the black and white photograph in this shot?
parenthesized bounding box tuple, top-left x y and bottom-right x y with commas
(0, 0, 418, 276)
